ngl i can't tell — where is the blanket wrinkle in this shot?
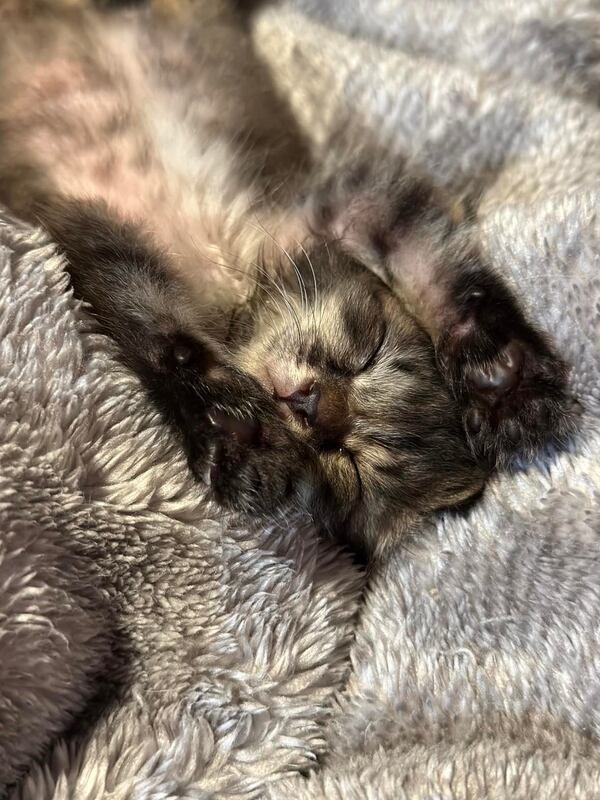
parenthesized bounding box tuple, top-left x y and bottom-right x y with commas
(1, 1, 600, 798)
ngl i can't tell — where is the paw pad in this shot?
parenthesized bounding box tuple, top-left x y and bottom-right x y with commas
(467, 341, 524, 402)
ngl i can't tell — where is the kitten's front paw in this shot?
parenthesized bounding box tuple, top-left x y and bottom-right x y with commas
(172, 366, 303, 514)
(198, 406, 312, 517)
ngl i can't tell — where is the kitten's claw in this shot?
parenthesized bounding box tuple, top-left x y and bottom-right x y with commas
(466, 407, 482, 434)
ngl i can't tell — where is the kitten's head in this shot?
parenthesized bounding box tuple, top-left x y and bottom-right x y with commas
(233, 243, 486, 554)
(40, 197, 485, 557)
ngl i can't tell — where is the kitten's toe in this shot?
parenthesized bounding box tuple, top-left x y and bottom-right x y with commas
(466, 340, 523, 398)
(205, 411, 306, 516)
(207, 410, 261, 446)
(189, 412, 261, 490)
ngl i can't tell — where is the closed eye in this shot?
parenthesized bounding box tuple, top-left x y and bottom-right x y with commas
(356, 322, 387, 374)
(388, 356, 419, 373)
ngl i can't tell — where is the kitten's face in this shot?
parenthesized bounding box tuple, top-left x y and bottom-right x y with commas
(233, 245, 486, 550)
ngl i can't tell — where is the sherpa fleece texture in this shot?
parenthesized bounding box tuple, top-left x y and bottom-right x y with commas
(2, 0, 600, 797)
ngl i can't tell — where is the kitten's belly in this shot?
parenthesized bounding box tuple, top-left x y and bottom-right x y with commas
(5, 17, 255, 297)
(24, 56, 161, 222)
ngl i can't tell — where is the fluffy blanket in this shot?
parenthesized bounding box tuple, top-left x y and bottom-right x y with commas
(1, 1, 599, 797)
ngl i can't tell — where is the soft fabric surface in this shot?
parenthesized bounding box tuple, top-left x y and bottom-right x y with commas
(1, 1, 599, 797)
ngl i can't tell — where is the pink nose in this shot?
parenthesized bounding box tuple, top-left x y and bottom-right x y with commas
(272, 376, 321, 425)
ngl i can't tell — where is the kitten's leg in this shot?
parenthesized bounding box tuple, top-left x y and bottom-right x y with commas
(309, 168, 574, 465)
(415, 236, 573, 466)
(40, 198, 318, 517)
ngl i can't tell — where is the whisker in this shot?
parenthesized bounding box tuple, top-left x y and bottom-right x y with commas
(184, 234, 301, 345)
(296, 239, 321, 342)
(248, 219, 306, 344)
(256, 240, 303, 346)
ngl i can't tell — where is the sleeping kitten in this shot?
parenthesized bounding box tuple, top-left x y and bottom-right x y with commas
(0, 0, 573, 556)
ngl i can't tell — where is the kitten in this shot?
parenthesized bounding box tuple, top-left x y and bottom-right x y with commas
(0, 0, 573, 557)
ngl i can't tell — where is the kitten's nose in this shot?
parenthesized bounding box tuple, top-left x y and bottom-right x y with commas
(276, 379, 321, 425)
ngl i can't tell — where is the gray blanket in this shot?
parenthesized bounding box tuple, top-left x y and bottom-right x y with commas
(1, 1, 599, 797)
